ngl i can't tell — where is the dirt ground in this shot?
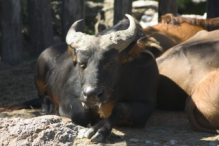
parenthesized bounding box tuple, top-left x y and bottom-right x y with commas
(0, 60, 218, 146)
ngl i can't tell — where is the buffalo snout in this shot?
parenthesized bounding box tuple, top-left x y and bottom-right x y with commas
(82, 86, 104, 102)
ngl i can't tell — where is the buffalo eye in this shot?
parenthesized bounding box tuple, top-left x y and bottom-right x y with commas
(104, 57, 117, 69)
(110, 57, 118, 65)
(107, 61, 115, 66)
(109, 61, 115, 65)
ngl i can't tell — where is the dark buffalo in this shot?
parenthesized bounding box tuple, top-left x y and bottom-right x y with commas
(34, 14, 160, 142)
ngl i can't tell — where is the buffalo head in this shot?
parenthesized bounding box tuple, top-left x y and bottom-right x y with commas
(65, 14, 137, 107)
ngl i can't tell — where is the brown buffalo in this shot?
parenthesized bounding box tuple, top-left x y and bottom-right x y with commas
(145, 14, 219, 110)
(157, 30, 219, 133)
(143, 13, 219, 55)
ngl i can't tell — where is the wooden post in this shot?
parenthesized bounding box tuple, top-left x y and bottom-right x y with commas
(158, 0, 178, 21)
(28, 0, 54, 57)
(207, 0, 219, 18)
(61, 0, 85, 42)
(113, 0, 132, 25)
(1, 0, 23, 65)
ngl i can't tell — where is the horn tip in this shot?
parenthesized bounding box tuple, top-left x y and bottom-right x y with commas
(125, 14, 132, 18)
(77, 19, 84, 23)
(72, 19, 84, 27)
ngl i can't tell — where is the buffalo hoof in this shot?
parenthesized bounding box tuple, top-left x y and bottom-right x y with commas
(83, 119, 113, 143)
(91, 132, 105, 143)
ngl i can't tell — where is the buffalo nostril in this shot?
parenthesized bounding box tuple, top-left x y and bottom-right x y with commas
(97, 89, 103, 98)
(83, 86, 103, 99)
(82, 89, 87, 97)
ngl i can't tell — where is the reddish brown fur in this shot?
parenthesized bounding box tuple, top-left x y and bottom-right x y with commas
(141, 14, 219, 54)
(35, 80, 46, 97)
(119, 36, 162, 64)
(143, 19, 204, 53)
(67, 46, 77, 62)
(98, 101, 115, 118)
(35, 79, 60, 106)
(161, 13, 219, 31)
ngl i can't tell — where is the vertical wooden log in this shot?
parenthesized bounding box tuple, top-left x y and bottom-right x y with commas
(1, 0, 23, 65)
(158, 0, 178, 20)
(207, 0, 219, 18)
(28, 0, 54, 57)
(113, 0, 132, 25)
(61, 0, 85, 42)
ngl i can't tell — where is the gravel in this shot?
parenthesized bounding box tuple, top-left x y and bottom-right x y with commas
(0, 115, 77, 146)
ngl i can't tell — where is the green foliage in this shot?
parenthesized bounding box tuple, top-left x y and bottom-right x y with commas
(84, 26, 95, 35)
(178, 0, 191, 8)
(22, 0, 29, 21)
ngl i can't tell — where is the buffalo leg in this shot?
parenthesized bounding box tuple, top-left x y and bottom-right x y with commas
(84, 101, 154, 142)
(186, 69, 219, 133)
(35, 79, 55, 113)
(186, 97, 218, 133)
(39, 95, 55, 113)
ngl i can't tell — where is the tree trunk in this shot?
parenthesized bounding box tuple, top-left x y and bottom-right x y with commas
(61, 0, 85, 42)
(207, 0, 219, 18)
(158, 0, 178, 21)
(28, 0, 54, 57)
(113, 0, 132, 25)
(1, 0, 23, 65)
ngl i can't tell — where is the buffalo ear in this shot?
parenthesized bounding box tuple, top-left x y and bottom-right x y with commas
(137, 36, 163, 58)
(67, 46, 77, 66)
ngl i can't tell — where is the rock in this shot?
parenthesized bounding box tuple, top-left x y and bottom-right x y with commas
(0, 115, 77, 146)
(77, 128, 88, 139)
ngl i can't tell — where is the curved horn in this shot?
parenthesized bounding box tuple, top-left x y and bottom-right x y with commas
(66, 20, 95, 48)
(100, 14, 137, 52)
(66, 19, 83, 45)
